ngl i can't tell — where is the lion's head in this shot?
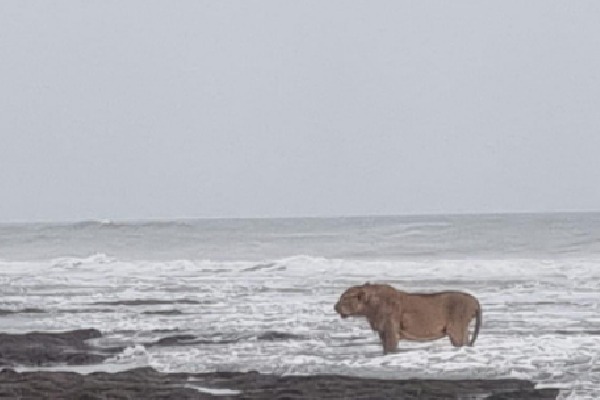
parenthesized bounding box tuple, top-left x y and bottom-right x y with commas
(334, 283, 374, 318)
(334, 283, 399, 319)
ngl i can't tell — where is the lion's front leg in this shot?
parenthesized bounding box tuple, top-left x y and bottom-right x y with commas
(380, 320, 399, 355)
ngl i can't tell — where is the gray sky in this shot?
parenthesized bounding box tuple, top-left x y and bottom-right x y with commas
(1, 1, 599, 222)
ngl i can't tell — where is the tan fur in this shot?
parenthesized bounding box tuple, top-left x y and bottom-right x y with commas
(334, 283, 482, 354)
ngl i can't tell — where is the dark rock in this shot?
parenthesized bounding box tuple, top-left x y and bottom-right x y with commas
(256, 331, 306, 341)
(0, 329, 121, 366)
(0, 368, 561, 399)
(149, 334, 239, 347)
(92, 299, 202, 306)
(142, 309, 184, 315)
(154, 334, 197, 346)
(486, 388, 561, 399)
(0, 308, 45, 315)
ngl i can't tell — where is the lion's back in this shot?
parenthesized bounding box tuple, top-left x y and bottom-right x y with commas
(404, 291, 479, 316)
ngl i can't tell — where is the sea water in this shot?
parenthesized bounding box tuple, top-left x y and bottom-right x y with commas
(1, 213, 599, 398)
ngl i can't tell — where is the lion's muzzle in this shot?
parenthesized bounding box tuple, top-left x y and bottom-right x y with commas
(334, 302, 349, 318)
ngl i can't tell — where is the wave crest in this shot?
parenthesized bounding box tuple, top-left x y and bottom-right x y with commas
(51, 253, 115, 269)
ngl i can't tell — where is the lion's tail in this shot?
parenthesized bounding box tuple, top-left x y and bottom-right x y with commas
(469, 303, 482, 346)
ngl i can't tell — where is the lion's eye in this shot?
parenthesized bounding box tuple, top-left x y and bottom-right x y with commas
(356, 292, 364, 301)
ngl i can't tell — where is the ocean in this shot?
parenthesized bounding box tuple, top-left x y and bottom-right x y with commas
(1, 213, 599, 398)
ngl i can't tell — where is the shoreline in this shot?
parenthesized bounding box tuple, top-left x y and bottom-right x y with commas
(0, 329, 560, 399)
(0, 367, 560, 399)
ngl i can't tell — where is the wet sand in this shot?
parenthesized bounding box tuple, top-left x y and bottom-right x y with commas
(0, 329, 560, 399)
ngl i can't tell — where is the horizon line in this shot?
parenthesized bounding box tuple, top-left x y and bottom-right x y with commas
(2, 209, 599, 225)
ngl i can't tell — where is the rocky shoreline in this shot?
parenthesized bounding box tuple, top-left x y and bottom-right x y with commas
(0, 329, 560, 399)
(0, 329, 122, 367)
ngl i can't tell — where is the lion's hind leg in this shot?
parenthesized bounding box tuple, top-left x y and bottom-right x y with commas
(446, 297, 477, 347)
(453, 310, 479, 347)
(446, 321, 469, 347)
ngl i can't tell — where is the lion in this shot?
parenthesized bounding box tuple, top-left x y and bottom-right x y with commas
(334, 283, 482, 354)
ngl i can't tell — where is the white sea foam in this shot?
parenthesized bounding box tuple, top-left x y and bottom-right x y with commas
(1, 255, 600, 398)
(185, 383, 242, 396)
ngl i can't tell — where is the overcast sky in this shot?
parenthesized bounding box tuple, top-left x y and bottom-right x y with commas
(1, 1, 599, 222)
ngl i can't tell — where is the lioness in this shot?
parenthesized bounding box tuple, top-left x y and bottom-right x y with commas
(334, 283, 482, 354)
